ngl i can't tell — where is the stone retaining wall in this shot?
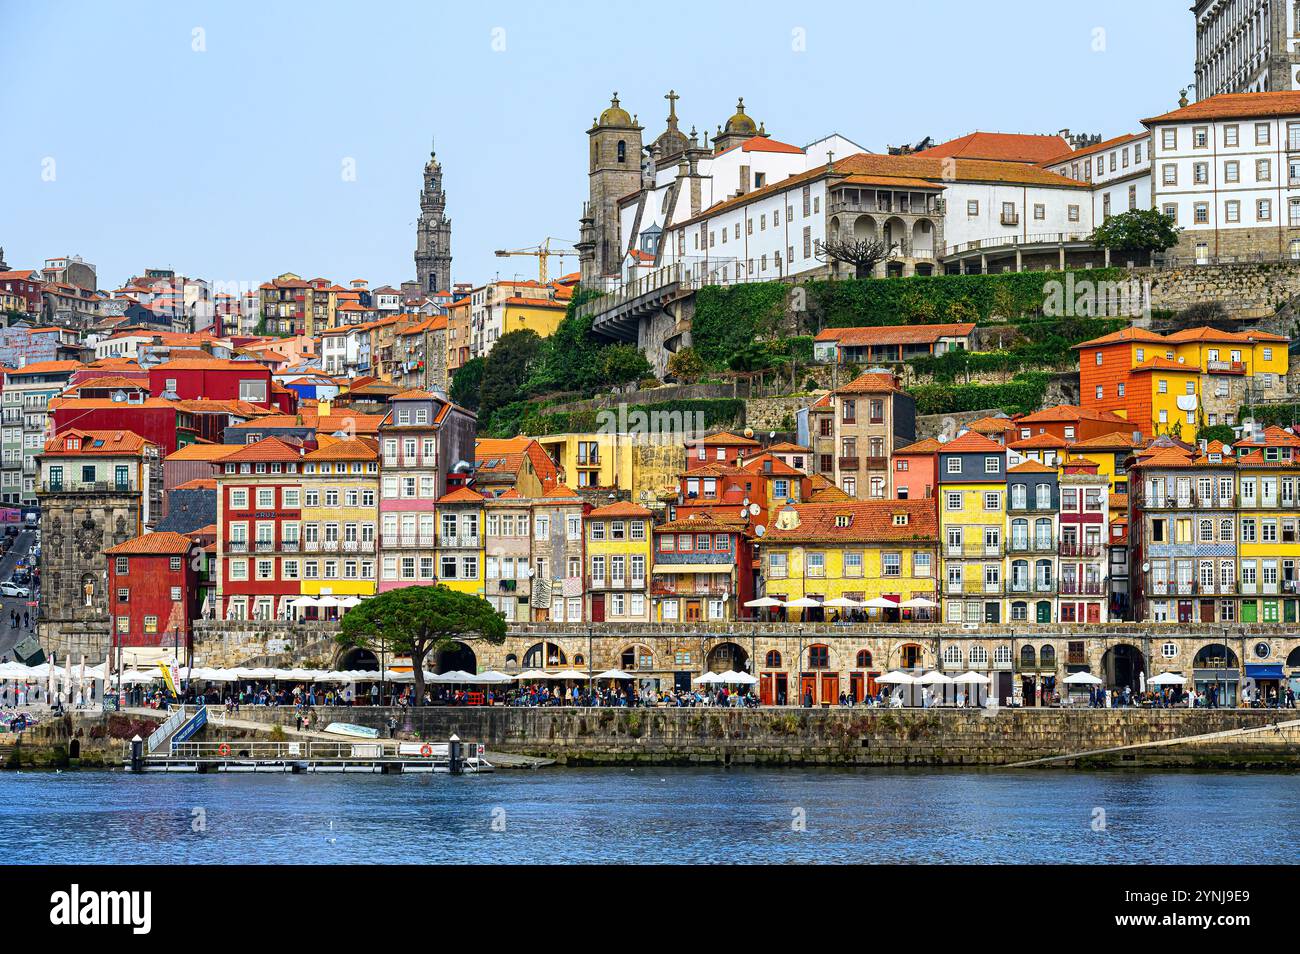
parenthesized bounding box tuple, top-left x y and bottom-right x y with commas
(220, 706, 1300, 768)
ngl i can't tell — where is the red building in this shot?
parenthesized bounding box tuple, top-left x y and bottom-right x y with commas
(1013, 404, 1132, 444)
(685, 430, 761, 470)
(104, 531, 203, 654)
(47, 396, 198, 456)
(0, 270, 44, 315)
(216, 437, 304, 621)
(148, 358, 293, 413)
(650, 512, 756, 622)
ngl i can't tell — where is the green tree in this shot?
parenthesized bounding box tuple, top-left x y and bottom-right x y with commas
(481, 329, 544, 416)
(337, 585, 507, 705)
(1089, 208, 1181, 255)
(600, 344, 653, 387)
(666, 347, 705, 383)
(450, 356, 484, 412)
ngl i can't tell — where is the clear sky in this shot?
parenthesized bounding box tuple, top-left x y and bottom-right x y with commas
(1, 0, 1191, 293)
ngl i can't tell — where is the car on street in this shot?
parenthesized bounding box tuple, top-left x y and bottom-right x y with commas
(0, 582, 30, 598)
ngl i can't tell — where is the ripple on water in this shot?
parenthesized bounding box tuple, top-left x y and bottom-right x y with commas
(1, 767, 1297, 864)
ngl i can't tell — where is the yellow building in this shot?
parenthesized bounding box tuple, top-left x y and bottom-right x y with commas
(535, 431, 684, 497)
(1165, 328, 1289, 379)
(1130, 358, 1203, 440)
(434, 486, 485, 596)
(501, 296, 567, 339)
(936, 432, 1008, 625)
(760, 498, 939, 622)
(298, 439, 380, 598)
(1233, 427, 1300, 624)
(585, 502, 653, 622)
(1066, 430, 1142, 497)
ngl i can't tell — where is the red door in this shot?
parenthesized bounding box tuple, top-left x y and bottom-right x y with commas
(760, 673, 773, 706)
(590, 594, 605, 623)
(800, 674, 817, 705)
(820, 673, 840, 706)
(849, 672, 864, 703)
(1086, 603, 1101, 624)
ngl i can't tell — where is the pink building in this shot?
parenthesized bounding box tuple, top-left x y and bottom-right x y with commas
(891, 438, 939, 501)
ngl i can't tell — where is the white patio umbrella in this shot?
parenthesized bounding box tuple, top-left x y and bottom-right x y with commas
(743, 596, 785, 608)
(899, 597, 939, 609)
(550, 668, 588, 681)
(917, 671, 953, 685)
(784, 597, 822, 608)
(514, 669, 551, 681)
(77, 655, 86, 705)
(862, 596, 898, 610)
(1063, 671, 1103, 685)
(953, 671, 991, 685)
(876, 670, 917, 685)
(822, 596, 863, 608)
(1149, 672, 1187, 686)
(476, 670, 515, 684)
(437, 669, 482, 683)
(384, 669, 416, 683)
(693, 672, 720, 684)
(594, 668, 635, 680)
(315, 595, 342, 608)
(728, 671, 758, 685)
(1139, 671, 1147, 694)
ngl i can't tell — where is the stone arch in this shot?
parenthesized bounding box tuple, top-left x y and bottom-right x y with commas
(911, 218, 935, 256)
(334, 646, 379, 671)
(890, 641, 926, 670)
(764, 649, 783, 668)
(853, 214, 878, 241)
(435, 641, 478, 674)
(705, 640, 749, 673)
(1193, 643, 1239, 669)
(882, 216, 908, 254)
(1287, 646, 1300, 668)
(524, 641, 568, 669)
(620, 643, 654, 672)
(1101, 643, 1147, 689)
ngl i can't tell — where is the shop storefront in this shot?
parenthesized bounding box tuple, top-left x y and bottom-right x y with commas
(1193, 667, 1239, 707)
(1244, 663, 1284, 706)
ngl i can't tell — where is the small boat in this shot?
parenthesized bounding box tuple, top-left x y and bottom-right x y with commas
(323, 722, 380, 740)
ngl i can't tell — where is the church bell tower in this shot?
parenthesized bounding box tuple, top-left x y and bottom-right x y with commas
(415, 145, 452, 294)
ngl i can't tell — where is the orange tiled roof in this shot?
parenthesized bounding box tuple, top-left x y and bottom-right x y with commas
(175, 478, 217, 490)
(42, 428, 152, 456)
(303, 439, 378, 461)
(762, 498, 938, 544)
(893, 437, 943, 454)
(814, 323, 975, 347)
(1008, 459, 1057, 473)
(437, 487, 485, 504)
(165, 443, 240, 462)
(835, 371, 901, 395)
(1069, 430, 1143, 451)
(963, 416, 1017, 434)
(1143, 90, 1300, 124)
(586, 501, 654, 519)
(104, 531, 196, 556)
(1071, 327, 1167, 349)
(218, 437, 303, 464)
(1163, 326, 1288, 345)
(1009, 433, 1068, 450)
(941, 431, 1006, 454)
(1018, 404, 1129, 425)
(919, 131, 1073, 164)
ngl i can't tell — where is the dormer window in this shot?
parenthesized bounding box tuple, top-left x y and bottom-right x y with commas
(893, 513, 908, 526)
(835, 514, 851, 528)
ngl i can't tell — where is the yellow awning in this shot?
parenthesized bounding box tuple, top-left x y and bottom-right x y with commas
(651, 564, 729, 575)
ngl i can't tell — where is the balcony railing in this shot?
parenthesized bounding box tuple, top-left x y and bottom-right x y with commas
(1059, 581, 1106, 596)
(225, 541, 248, 553)
(1058, 542, 1103, 557)
(439, 535, 480, 549)
(838, 456, 859, 472)
(381, 534, 436, 548)
(40, 480, 135, 493)
(1007, 539, 1056, 554)
(947, 580, 1004, 596)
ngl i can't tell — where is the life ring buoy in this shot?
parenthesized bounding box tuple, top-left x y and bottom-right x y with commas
(217, 742, 231, 757)
(419, 743, 432, 757)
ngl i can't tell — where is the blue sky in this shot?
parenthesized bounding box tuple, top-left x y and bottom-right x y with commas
(1, 0, 1190, 292)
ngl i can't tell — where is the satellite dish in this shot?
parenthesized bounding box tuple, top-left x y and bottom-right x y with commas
(755, 525, 766, 536)
(749, 503, 761, 515)
(739, 508, 749, 518)
(742, 498, 750, 507)
(1141, 562, 1150, 573)
(525, 567, 535, 577)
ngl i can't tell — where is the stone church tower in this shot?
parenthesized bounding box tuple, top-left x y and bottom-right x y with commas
(577, 94, 643, 286)
(414, 146, 452, 294)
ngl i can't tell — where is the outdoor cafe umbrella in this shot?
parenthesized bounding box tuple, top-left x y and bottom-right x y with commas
(917, 671, 952, 685)
(718, 670, 758, 685)
(899, 597, 939, 609)
(1062, 671, 1103, 685)
(514, 669, 551, 681)
(594, 668, 635, 681)
(476, 670, 515, 684)
(862, 596, 898, 610)
(550, 669, 589, 681)
(821, 596, 862, 608)
(876, 670, 917, 685)
(693, 672, 720, 685)
(1149, 672, 1187, 686)
(784, 597, 822, 608)
(743, 597, 785, 608)
(953, 671, 991, 685)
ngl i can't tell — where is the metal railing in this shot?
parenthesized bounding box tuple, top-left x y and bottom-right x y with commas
(147, 705, 190, 753)
(940, 230, 1093, 257)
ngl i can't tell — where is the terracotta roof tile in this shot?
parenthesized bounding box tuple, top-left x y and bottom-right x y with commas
(814, 323, 975, 347)
(762, 498, 938, 544)
(104, 531, 197, 556)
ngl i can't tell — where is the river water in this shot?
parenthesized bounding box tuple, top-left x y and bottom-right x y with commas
(1, 767, 1296, 864)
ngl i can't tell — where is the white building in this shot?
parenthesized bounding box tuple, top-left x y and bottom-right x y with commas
(1144, 89, 1300, 262)
(1043, 132, 1153, 223)
(1194, 0, 1300, 98)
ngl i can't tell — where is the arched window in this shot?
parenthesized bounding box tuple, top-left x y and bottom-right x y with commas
(969, 645, 989, 666)
(807, 644, 829, 669)
(943, 644, 962, 666)
(1040, 644, 1056, 667)
(524, 642, 567, 668)
(504, 653, 518, 669)
(993, 645, 1012, 665)
(1020, 645, 1036, 667)
(765, 650, 782, 668)
(617, 140, 626, 163)
(621, 644, 653, 671)
(855, 649, 872, 667)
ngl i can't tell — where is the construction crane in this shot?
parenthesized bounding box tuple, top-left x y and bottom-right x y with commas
(494, 237, 579, 284)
